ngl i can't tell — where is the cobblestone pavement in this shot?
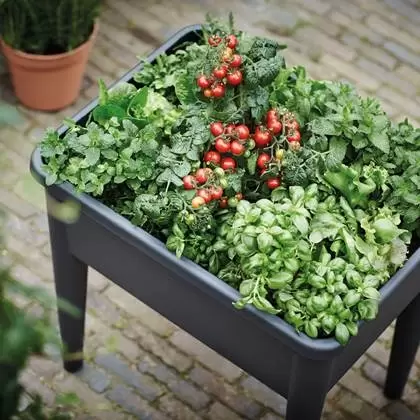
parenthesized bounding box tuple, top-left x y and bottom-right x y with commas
(1, 0, 420, 419)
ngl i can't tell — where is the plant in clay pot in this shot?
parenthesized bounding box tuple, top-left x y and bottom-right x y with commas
(0, 0, 101, 111)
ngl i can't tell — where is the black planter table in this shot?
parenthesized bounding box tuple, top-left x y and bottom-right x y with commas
(30, 25, 420, 420)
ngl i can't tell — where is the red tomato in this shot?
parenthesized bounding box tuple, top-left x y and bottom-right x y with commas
(257, 153, 271, 169)
(222, 47, 234, 62)
(267, 119, 282, 135)
(235, 124, 249, 140)
(197, 189, 212, 203)
(203, 88, 213, 98)
(192, 196, 205, 208)
(266, 109, 278, 122)
(196, 75, 210, 89)
(183, 175, 196, 190)
(225, 123, 236, 135)
(266, 177, 281, 189)
(230, 140, 245, 156)
(204, 150, 221, 165)
(226, 70, 243, 86)
(287, 130, 301, 143)
(210, 122, 224, 137)
(215, 137, 231, 153)
(221, 157, 237, 170)
(287, 119, 300, 131)
(208, 35, 222, 47)
(254, 127, 273, 148)
(213, 65, 228, 79)
(195, 168, 208, 184)
(230, 54, 242, 67)
(210, 186, 224, 200)
(211, 83, 226, 98)
(225, 34, 238, 49)
(219, 197, 228, 208)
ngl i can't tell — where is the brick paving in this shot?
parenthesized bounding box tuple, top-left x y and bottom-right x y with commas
(1, 0, 419, 419)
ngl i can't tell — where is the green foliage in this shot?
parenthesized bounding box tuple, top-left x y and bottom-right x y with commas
(0, 0, 101, 54)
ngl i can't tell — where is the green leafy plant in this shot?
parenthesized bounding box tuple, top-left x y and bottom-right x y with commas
(0, 0, 101, 54)
(40, 15, 419, 345)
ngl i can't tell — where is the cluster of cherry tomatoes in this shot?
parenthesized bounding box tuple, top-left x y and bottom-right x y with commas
(183, 166, 241, 209)
(196, 34, 243, 99)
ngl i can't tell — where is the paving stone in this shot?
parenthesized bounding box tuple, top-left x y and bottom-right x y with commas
(28, 356, 61, 381)
(297, 0, 331, 15)
(127, 322, 191, 372)
(188, 365, 262, 419)
(384, 42, 420, 72)
(20, 369, 56, 406)
(54, 373, 112, 411)
(378, 87, 420, 118)
(320, 53, 380, 91)
(339, 368, 389, 409)
(96, 353, 163, 401)
(138, 357, 210, 410)
(294, 27, 356, 62)
(88, 268, 110, 293)
(382, 0, 420, 26)
(157, 394, 202, 420)
(362, 360, 387, 387)
(169, 329, 243, 382)
(241, 376, 287, 416)
(207, 402, 243, 420)
(87, 291, 125, 328)
(356, 57, 416, 96)
(395, 65, 420, 88)
(0, 127, 35, 159)
(74, 363, 111, 393)
(105, 284, 176, 337)
(260, 413, 283, 420)
(106, 385, 167, 420)
(0, 187, 39, 219)
(387, 401, 418, 420)
(334, 1, 366, 20)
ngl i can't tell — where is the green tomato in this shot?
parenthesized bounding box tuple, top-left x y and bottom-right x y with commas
(228, 197, 239, 208)
(214, 167, 225, 177)
(219, 178, 228, 189)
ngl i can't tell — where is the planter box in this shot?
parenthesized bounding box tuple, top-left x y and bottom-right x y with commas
(30, 25, 420, 420)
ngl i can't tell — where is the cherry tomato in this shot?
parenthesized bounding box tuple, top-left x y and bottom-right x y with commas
(214, 167, 225, 177)
(228, 197, 239, 208)
(221, 157, 237, 170)
(225, 34, 238, 49)
(275, 149, 284, 161)
(196, 75, 210, 89)
(195, 168, 208, 184)
(213, 65, 228, 79)
(287, 130, 301, 143)
(286, 119, 300, 131)
(197, 189, 212, 203)
(248, 139, 256, 150)
(192, 196, 205, 208)
(235, 124, 249, 140)
(266, 177, 281, 189)
(254, 126, 273, 148)
(211, 83, 226, 98)
(222, 47, 234, 62)
(236, 192, 243, 200)
(226, 70, 243, 86)
(267, 119, 282, 135)
(225, 123, 236, 135)
(183, 175, 196, 190)
(208, 35, 222, 47)
(266, 109, 278, 122)
(230, 54, 242, 67)
(210, 186, 224, 200)
(219, 177, 228, 189)
(257, 153, 271, 169)
(219, 197, 228, 208)
(260, 168, 267, 176)
(210, 122, 224, 137)
(230, 140, 245, 156)
(289, 141, 301, 152)
(203, 88, 213, 98)
(204, 150, 221, 165)
(215, 137, 231, 153)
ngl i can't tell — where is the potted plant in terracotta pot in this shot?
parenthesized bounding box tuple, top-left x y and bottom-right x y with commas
(0, 0, 101, 111)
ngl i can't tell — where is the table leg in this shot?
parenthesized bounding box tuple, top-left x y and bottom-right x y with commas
(384, 293, 420, 399)
(286, 355, 333, 420)
(47, 196, 87, 373)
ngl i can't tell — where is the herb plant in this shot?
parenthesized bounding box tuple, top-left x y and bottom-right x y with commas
(40, 16, 419, 345)
(0, 0, 101, 54)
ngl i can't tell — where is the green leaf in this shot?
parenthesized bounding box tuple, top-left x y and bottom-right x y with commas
(128, 87, 149, 112)
(370, 131, 389, 154)
(173, 161, 191, 178)
(310, 118, 337, 136)
(329, 137, 347, 164)
(92, 104, 127, 125)
(175, 73, 196, 105)
(98, 79, 109, 106)
(292, 214, 309, 235)
(362, 287, 380, 300)
(247, 153, 258, 175)
(83, 148, 100, 167)
(335, 323, 350, 345)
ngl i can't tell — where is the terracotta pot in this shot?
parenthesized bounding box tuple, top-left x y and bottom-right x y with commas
(0, 24, 98, 111)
